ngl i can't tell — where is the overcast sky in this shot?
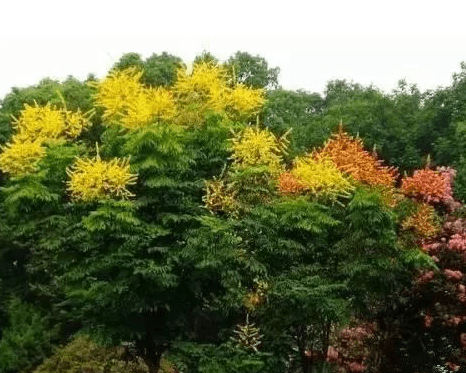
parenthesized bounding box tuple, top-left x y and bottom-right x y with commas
(1, 0, 466, 100)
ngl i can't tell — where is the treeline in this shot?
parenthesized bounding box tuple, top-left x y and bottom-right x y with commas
(0, 51, 465, 373)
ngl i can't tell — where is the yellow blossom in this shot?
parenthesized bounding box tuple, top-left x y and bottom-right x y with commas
(13, 102, 65, 142)
(230, 126, 287, 174)
(174, 62, 229, 121)
(62, 109, 93, 138)
(291, 155, 354, 200)
(120, 88, 176, 129)
(147, 88, 176, 119)
(174, 62, 227, 98)
(92, 67, 144, 120)
(0, 139, 46, 176)
(223, 84, 265, 116)
(12, 102, 91, 142)
(67, 154, 137, 202)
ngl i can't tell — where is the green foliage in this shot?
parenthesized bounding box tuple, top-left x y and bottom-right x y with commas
(32, 335, 149, 373)
(170, 342, 268, 373)
(144, 52, 183, 87)
(1, 177, 59, 218)
(453, 156, 466, 202)
(112, 52, 183, 87)
(263, 89, 325, 157)
(321, 80, 424, 171)
(193, 51, 219, 66)
(226, 51, 280, 89)
(112, 52, 145, 72)
(0, 298, 54, 373)
(335, 188, 406, 308)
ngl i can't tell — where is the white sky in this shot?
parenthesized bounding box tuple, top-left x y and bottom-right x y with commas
(1, 0, 466, 100)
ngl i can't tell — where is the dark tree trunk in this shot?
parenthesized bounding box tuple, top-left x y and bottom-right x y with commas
(136, 332, 169, 373)
(295, 326, 312, 373)
(144, 353, 162, 373)
(298, 342, 311, 373)
(321, 321, 331, 361)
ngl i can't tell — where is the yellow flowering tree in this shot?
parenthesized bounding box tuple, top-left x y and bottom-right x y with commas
(0, 139, 46, 177)
(0, 101, 92, 177)
(289, 155, 354, 202)
(230, 126, 286, 174)
(66, 153, 137, 202)
(204, 126, 289, 214)
(91, 67, 144, 121)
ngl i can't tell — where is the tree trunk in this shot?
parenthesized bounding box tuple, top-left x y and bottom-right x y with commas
(136, 335, 168, 373)
(144, 355, 162, 373)
(297, 336, 311, 373)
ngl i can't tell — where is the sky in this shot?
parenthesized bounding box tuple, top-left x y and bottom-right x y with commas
(1, 0, 466, 101)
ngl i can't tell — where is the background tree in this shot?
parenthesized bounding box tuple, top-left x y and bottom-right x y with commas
(226, 51, 280, 89)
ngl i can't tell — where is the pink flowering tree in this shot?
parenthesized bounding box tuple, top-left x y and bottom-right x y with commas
(370, 166, 466, 372)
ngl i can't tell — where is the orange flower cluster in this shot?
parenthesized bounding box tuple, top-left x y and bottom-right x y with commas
(278, 172, 307, 195)
(315, 130, 397, 187)
(401, 169, 450, 203)
(402, 203, 439, 238)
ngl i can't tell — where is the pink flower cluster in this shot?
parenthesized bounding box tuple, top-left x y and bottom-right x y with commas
(444, 269, 465, 282)
(423, 314, 433, 328)
(416, 270, 435, 285)
(458, 284, 466, 303)
(446, 361, 461, 372)
(445, 315, 465, 326)
(437, 167, 461, 212)
(448, 233, 466, 252)
(423, 218, 466, 261)
(327, 322, 376, 373)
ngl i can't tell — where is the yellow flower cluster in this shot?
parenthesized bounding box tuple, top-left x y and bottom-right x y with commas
(92, 64, 265, 129)
(92, 68, 143, 120)
(63, 109, 94, 139)
(230, 126, 286, 174)
(120, 88, 176, 129)
(14, 103, 64, 142)
(92, 68, 176, 129)
(13, 102, 91, 143)
(290, 155, 354, 200)
(0, 139, 46, 176)
(67, 155, 137, 202)
(175, 63, 265, 120)
(222, 84, 265, 117)
(0, 102, 91, 177)
(175, 62, 227, 98)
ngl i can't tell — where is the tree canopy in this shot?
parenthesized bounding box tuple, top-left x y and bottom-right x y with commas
(1, 51, 466, 373)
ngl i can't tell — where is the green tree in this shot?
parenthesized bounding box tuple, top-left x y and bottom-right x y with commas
(320, 79, 424, 171)
(144, 52, 183, 87)
(0, 298, 55, 373)
(112, 52, 145, 72)
(226, 51, 280, 89)
(112, 52, 184, 87)
(263, 89, 325, 157)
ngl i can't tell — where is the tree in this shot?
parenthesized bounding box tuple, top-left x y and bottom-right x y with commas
(263, 89, 325, 157)
(226, 51, 280, 89)
(144, 52, 183, 87)
(112, 52, 145, 72)
(319, 79, 424, 171)
(0, 62, 266, 373)
(112, 52, 184, 87)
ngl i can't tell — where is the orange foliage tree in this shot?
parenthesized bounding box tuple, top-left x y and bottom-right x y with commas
(315, 128, 397, 187)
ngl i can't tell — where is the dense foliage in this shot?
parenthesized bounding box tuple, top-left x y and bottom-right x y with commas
(2, 50, 466, 373)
